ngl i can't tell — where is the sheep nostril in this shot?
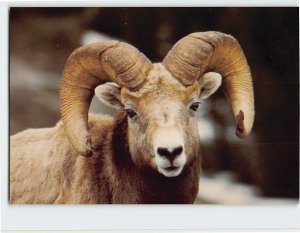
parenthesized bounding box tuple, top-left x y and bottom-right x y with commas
(157, 147, 170, 157)
(157, 146, 183, 160)
(172, 146, 183, 156)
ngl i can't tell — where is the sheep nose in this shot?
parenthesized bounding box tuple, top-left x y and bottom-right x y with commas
(157, 146, 183, 161)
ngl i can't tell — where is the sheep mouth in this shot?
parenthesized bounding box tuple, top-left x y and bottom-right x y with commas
(164, 166, 180, 172)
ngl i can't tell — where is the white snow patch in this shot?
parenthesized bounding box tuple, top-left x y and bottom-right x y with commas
(81, 30, 123, 45)
(197, 118, 215, 144)
(198, 172, 298, 205)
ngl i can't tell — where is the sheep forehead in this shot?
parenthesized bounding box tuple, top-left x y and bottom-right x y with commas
(124, 64, 193, 123)
(134, 63, 186, 99)
(122, 63, 198, 120)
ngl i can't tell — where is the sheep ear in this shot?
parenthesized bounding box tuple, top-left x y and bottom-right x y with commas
(95, 83, 123, 109)
(198, 72, 222, 100)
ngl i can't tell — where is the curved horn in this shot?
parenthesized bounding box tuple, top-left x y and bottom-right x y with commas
(162, 31, 254, 138)
(60, 41, 153, 156)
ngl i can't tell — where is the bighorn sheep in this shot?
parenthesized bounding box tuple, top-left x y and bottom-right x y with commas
(10, 31, 254, 204)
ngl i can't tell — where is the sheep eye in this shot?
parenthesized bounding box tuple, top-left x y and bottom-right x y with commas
(190, 102, 201, 112)
(125, 109, 137, 118)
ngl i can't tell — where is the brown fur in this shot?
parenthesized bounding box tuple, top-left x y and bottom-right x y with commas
(10, 113, 201, 204)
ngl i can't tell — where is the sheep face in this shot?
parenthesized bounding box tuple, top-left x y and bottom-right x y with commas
(95, 64, 221, 177)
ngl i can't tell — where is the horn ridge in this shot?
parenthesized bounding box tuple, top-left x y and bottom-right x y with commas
(60, 41, 152, 156)
(163, 31, 255, 138)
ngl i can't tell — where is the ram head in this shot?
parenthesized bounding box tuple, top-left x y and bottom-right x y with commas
(60, 31, 254, 177)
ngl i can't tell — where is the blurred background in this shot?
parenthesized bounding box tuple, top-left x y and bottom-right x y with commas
(9, 7, 299, 204)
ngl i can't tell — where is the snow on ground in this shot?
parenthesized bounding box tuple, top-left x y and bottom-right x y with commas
(197, 172, 298, 205)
